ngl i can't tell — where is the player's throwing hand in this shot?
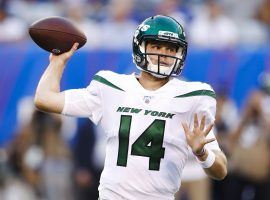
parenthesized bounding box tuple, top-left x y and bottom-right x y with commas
(182, 114, 215, 155)
(49, 43, 79, 65)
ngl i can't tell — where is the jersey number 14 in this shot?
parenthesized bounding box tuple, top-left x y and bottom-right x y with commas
(117, 115, 165, 171)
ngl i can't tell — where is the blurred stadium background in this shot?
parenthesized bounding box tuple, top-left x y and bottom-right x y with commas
(0, 0, 270, 199)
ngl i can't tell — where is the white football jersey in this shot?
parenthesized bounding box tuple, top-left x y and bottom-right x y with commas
(62, 70, 220, 200)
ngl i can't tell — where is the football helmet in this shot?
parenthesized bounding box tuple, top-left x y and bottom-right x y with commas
(132, 15, 188, 78)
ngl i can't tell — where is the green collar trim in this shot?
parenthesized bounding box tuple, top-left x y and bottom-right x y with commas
(93, 75, 125, 91)
(174, 90, 216, 99)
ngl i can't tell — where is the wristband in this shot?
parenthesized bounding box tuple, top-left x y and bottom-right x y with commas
(196, 149, 216, 168)
(193, 148, 206, 157)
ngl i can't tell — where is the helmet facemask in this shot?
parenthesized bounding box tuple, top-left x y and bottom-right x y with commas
(137, 40, 186, 78)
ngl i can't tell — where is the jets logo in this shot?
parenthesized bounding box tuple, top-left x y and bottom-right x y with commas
(158, 31, 179, 39)
(137, 24, 150, 32)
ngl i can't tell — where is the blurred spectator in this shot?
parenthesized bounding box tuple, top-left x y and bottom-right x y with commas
(255, 0, 270, 39)
(154, 0, 190, 28)
(0, 148, 37, 200)
(228, 71, 270, 200)
(1, 178, 37, 200)
(214, 84, 239, 155)
(211, 85, 239, 200)
(221, 0, 269, 46)
(100, 0, 137, 50)
(8, 109, 74, 200)
(0, 3, 27, 42)
(256, 0, 270, 27)
(62, 0, 108, 21)
(62, 0, 102, 49)
(8, 0, 61, 23)
(73, 119, 101, 200)
(132, 0, 157, 22)
(8, 119, 42, 198)
(40, 112, 74, 200)
(221, 0, 263, 20)
(189, 0, 239, 49)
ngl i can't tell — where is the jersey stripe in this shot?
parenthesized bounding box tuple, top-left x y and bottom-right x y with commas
(174, 90, 216, 99)
(93, 75, 125, 91)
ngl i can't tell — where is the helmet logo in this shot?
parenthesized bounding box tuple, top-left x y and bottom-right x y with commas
(138, 24, 150, 32)
(158, 31, 179, 39)
(143, 96, 153, 104)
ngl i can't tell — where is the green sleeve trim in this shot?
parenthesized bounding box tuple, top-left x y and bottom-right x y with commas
(174, 90, 216, 99)
(93, 75, 125, 91)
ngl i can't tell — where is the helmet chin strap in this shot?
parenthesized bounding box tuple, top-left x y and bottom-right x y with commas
(149, 72, 167, 79)
(134, 63, 167, 79)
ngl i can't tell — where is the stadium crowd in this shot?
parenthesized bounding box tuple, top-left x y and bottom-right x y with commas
(0, 0, 270, 48)
(0, 0, 270, 200)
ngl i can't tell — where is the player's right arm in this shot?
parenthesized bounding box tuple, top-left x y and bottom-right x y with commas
(34, 43, 79, 113)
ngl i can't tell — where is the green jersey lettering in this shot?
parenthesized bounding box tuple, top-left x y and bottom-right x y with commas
(117, 107, 125, 112)
(131, 108, 142, 114)
(117, 115, 166, 171)
(144, 110, 152, 115)
(123, 107, 131, 112)
(165, 113, 175, 119)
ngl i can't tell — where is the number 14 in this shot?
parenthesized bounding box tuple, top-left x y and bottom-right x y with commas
(117, 115, 166, 171)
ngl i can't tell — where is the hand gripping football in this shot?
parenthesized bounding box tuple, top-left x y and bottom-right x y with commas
(29, 16, 87, 55)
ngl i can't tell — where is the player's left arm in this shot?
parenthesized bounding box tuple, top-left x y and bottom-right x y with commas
(182, 114, 227, 180)
(181, 87, 227, 180)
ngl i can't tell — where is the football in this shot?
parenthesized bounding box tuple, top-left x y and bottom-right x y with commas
(29, 16, 87, 55)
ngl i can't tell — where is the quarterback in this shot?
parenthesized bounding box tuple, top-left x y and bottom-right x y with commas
(34, 15, 227, 199)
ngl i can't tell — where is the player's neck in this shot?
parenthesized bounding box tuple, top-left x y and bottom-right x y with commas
(137, 71, 170, 91)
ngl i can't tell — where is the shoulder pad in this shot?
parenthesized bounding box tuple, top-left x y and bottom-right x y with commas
(93, 70, 126, 92)
(174, 80, 215, 99)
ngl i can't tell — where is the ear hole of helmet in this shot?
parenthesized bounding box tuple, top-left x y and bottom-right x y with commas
(137, 41, 147, 68)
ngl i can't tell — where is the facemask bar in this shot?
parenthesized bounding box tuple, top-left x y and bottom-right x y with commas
(138, 41, 185, 77)
(146, 53, 180, 76)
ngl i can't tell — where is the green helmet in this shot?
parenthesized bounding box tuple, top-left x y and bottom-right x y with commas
(132, 15, 188, 77)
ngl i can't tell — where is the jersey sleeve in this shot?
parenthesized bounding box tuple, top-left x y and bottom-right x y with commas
(191, 87, 221, 151)
(62, 80, 102, 125)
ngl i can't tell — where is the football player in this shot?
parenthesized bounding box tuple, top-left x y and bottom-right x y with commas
(35, 15, 227, 200)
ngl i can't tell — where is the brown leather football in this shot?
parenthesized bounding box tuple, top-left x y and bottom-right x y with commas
(29, 16, 87, 55)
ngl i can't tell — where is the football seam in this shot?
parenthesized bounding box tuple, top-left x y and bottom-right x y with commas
(29, 28, 87, 42)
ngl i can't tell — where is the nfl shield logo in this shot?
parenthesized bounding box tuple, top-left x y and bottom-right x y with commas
(143, 96, 153, 104)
